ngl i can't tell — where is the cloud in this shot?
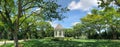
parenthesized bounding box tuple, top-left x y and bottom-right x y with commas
(47, 21, 57, 28)
(36, 8, 41, 11)
(87, 11, 92, 14)
(68, 0, 98, 11)
(33, 8, 41, 13)
(72, 22, 80, 26)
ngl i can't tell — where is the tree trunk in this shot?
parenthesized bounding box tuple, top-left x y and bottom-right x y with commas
(13, 0, 22, 47)
(13, 32, 18, 47)
(111, 26, 117, 39)
(4, 39, 6, 45)
(104, 30, 107, 39)
(112, 31, 117, 39)
(98, 31, 102, 39)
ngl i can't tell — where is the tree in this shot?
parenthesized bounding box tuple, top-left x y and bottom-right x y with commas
(35, 21, 54, 38)
(101, 7, 120, 39)
(64, 28, 74, 37)
(73, 23, 85, 38)
(98, 0, 120, 7)
(98, 0, 120, 39)
(81, 10, 104, 39)
(0, 0, 68, 47)
(80, 7, 120, 39)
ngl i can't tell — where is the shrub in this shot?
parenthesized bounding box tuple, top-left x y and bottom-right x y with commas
(64, 37, 73, 41)
(51, 37, 64, 41)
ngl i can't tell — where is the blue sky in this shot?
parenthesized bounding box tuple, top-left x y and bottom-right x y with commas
(51, 0, 99, 28)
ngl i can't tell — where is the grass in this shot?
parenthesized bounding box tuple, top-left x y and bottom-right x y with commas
(1, 39, 120, 47)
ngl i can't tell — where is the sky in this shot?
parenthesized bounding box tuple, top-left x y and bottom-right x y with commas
(50, 0, 99, 28)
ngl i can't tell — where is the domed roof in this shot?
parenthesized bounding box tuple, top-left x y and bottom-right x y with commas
(55, 24, 63, 30)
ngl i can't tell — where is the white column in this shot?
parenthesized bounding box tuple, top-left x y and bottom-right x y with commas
(61, 31, 64, 37)
(54, 31, 56, 37)
(57, 31, 59, 37)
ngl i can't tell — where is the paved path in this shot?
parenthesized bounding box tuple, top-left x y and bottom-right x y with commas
(0, 40, 23, 46)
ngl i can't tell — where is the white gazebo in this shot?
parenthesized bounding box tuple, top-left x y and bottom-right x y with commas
(54, 24, 64, 37)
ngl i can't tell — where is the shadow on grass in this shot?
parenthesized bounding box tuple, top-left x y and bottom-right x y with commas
(1, 39, 120, 47)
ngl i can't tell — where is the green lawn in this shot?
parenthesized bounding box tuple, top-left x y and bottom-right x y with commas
(1, 39, 120, 47)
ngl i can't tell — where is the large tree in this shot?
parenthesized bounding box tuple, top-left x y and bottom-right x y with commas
(0, 0, 68, 47)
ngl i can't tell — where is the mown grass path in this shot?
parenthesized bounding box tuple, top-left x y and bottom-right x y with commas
(1, 39, 120, 47)
(0, 40, 23, 46)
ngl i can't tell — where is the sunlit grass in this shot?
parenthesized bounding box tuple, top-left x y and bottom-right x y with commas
(1, 39, 120, 47)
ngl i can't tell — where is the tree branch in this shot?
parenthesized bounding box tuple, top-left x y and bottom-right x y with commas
(4, 0, 12, 24)
(19, 15, 31, 26)
(0, 11, 8, 22)
(22, 0, 34, 8)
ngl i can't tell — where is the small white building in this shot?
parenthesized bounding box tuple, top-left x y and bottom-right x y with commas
(54, 24, 64, 37)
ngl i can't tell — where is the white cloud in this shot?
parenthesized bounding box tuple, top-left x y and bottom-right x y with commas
(36, 8, 41, 11)
(68, 0, 98, 11)
(34, 8, 41, 13)
(87, 11, 92, 14)
(47, 21, 57, 28)
(72, 22, 80, 26)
